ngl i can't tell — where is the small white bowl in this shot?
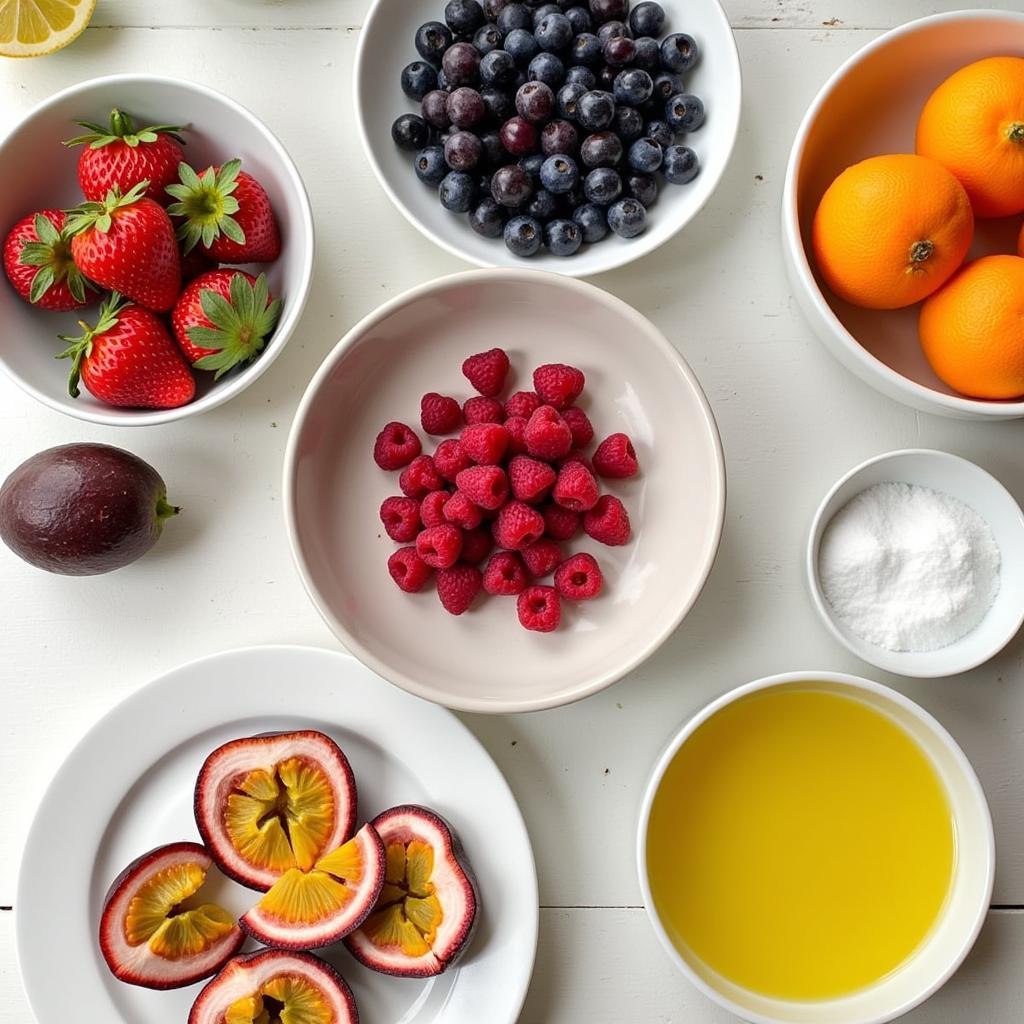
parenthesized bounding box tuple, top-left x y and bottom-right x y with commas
(807, 449, 1024, 678)
(782, 10, 1024, 420)
(0, 74, 314, 426)
(284, 268, 725, 714)
(354, 0, 741, 277)
(637, 670, 995, 1024)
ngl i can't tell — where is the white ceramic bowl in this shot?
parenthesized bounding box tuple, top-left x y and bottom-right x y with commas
(807, 449, 1024, 678)
(354, 0, 741, 277)
(782, 10, 1024, 420)
(638, 670, 995, 1024)
(284, 268, 725, 713)
(0, 74, 314, 425)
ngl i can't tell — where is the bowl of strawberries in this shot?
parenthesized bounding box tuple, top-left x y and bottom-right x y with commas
(0, 74, 314, 424)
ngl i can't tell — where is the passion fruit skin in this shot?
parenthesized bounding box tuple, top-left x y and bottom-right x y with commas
(0, 443, 178, 576)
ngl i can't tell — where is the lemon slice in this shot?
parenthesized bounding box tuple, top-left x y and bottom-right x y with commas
(0, 0, 96, 58)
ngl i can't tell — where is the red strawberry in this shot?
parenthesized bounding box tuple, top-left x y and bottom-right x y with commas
(65, 108, 187, 206)
(171, 269, 282, 375)
(167, 160, 281, 263)
(66, 182, 181, 312)
(2, 210, 92, 311)
(58, 293, 196, 409)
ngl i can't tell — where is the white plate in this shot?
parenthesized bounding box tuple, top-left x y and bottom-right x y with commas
(15, 645, 538, 1024)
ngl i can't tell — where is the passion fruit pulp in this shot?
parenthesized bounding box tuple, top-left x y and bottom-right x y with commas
(195, 731, 357, 892)
(99, 842, 244, 990)
(189, 950, 358, 1024)
(345, 805, 479, 978)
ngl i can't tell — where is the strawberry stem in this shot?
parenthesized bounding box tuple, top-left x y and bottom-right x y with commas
(64, 108, 187, 149)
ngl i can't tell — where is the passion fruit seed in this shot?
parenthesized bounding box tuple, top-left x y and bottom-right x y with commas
(364, 841, 445, 957)
(225, 975, 332, 1024)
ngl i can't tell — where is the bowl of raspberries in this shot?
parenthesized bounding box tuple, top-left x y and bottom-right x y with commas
(285, 268, 726, 713)
(0, 74, 314, 425)
(355, 0, 741, 275)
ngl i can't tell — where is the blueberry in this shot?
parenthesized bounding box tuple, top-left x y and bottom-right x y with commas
(516, 80, 555, 122)
(505, 215, 543, 256)
(415, 145, 448, 184)
(504, 26, 540, 65)
(445, 0, 486, 35)
(447, 87, 487, 129)
(576, 90, 616, 131)
(479, 130, 507, 167)
(477, 170, 494, 196)
(653, 71, 684, 103)
(564, 65, 597, 90)
(520, 152, 546, 181)
(392, 113, 430, 150)
(437, 68, 451, 91)
(644, 118, 674, 148)
(597, 20, 631, 43)
(572, 202, 609, 243)
(580, 131, 622, 168)
(614, 105, 645, 143)
(484, 0, 515, 17)
(498, 3, 532, 33)
(473, 23, 504, 54)
(660, 33, 699, 74)
(628, 136, 662, 173)
(421, 90, 451, 131)
(439, 171, 476, 212)
(583, 166, 622, 205)
(541, 118, 580, 156)
(528, 52, 565, 88)
(480, 48, 518, 87)
(614, 68, 653, 106)
(571, 32, 603, 68)
(540, 153, 579, 193)
(663, 144, 700, 184)
(559, 184, 586, 216)
(469, 197, 507, 237)
(402, 61, 439, 101)
(545, 218, 583, 256)
(665, 93, 705, 132)
(444, 130, 484, 171)
(565, 6, 593, 33)
(558, 82, 587, 121)
(626, 171, 657, 207)
(492, 163, 535, 206)
(442, 41, 482, 86)
(536, 12, 573, 51)
(481, 85, 515, 124)
(629, 1, 665, 37)
(527, 188, 559, 221)
(531, 4, 561, 27)
(500, 115, 539, 155)
(607, 197, 646, 237)
(596, 65, 618, 92)
(603, 35, 636, 67)
(415, 21, 454, 65)
(589, 0, 629, 25)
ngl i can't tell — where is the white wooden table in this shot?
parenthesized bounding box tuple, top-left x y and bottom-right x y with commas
(1, 2, 1022, 1021)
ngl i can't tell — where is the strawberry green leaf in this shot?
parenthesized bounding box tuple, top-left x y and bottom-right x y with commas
(63, 108, 187, 149)
(28, 267, 56, 305)
(167, 159, 248, 254)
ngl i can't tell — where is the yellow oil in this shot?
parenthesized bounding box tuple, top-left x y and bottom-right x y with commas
(646, 687, 955, 1002)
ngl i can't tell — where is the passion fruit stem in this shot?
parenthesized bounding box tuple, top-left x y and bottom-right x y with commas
(1009, 122, 1024, 144)
(910, 240, 934, 264)
(156, 496, 180, 523)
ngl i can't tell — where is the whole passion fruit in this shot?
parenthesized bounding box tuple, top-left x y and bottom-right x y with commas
(189, 949, 359, 1024)
(194, 731, 357, 892)
(345, 805, 479, 978)
(99, 842, 244, 990)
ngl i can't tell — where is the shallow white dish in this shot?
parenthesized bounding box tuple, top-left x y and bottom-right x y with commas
(637, 670, 995, 1024)
(16, 645, 538, 1024)
(782, 10, 1024, 420)
(284, 268, 726, 713)
(0, 74, 314, 426)
(807, 449, 1024, 678)
(354, 0, 741, 277)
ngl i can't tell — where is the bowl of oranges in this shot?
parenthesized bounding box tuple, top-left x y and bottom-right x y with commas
(783, 11, 1024, 420)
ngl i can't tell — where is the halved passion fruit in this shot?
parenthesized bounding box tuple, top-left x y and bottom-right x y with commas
(195, 730, 357, 892)
(345, 805, 479, 978)
(99, 842, 245, 990)
(189, 949, 358, 1024)
(240, 823, 385, 949)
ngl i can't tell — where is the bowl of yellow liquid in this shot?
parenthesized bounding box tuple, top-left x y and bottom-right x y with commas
(637, 671, 994, 1024)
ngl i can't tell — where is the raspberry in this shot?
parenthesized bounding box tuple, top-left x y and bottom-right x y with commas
(558, 449, 594, 473)
(483, 550, 530, 595)
(463, 396, 505, 425)
(584, 494, 631, 546)
(420, 393, 463, 435)
(517, 585, 561, 632)
(416, 524, 464, 568)
(504, 415, 528, 454)
(388, 547, 432, 593)
(419, 489, 449, 528)
(522, 537, 562, 577)
(443, 490, 483, 530)
(505, 390, 541, 419)
(456, 465, 509, 510)
(524, 405, 572, 460)
(508, 454, 557, 504)
(553, 461, 600, 512)
(437, 564, 482, 615)
(562, 406, 594, 448)
(555, 552, 603, 600)
(533, 363, 585, 410)
(542, 502, 582, 541)
(374, 421, 422, 470)
(493, 500, 545, 550)
(593, 432, 639, 479)
(463, 347, 510, 397)
(460, 527, 494, 565)
(433, 439, 471, 483)
(379, 496, 421, 542)
(399, 455, 443, 498)
(461, 422, 509, 464)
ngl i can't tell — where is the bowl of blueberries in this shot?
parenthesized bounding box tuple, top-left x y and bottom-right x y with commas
(354, 0, 741, 275)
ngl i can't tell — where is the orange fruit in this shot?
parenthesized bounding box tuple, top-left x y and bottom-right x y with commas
(919, 254, 1024, 399)
(916, 56, 1024, 219)
(812, 153, 974, 310)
